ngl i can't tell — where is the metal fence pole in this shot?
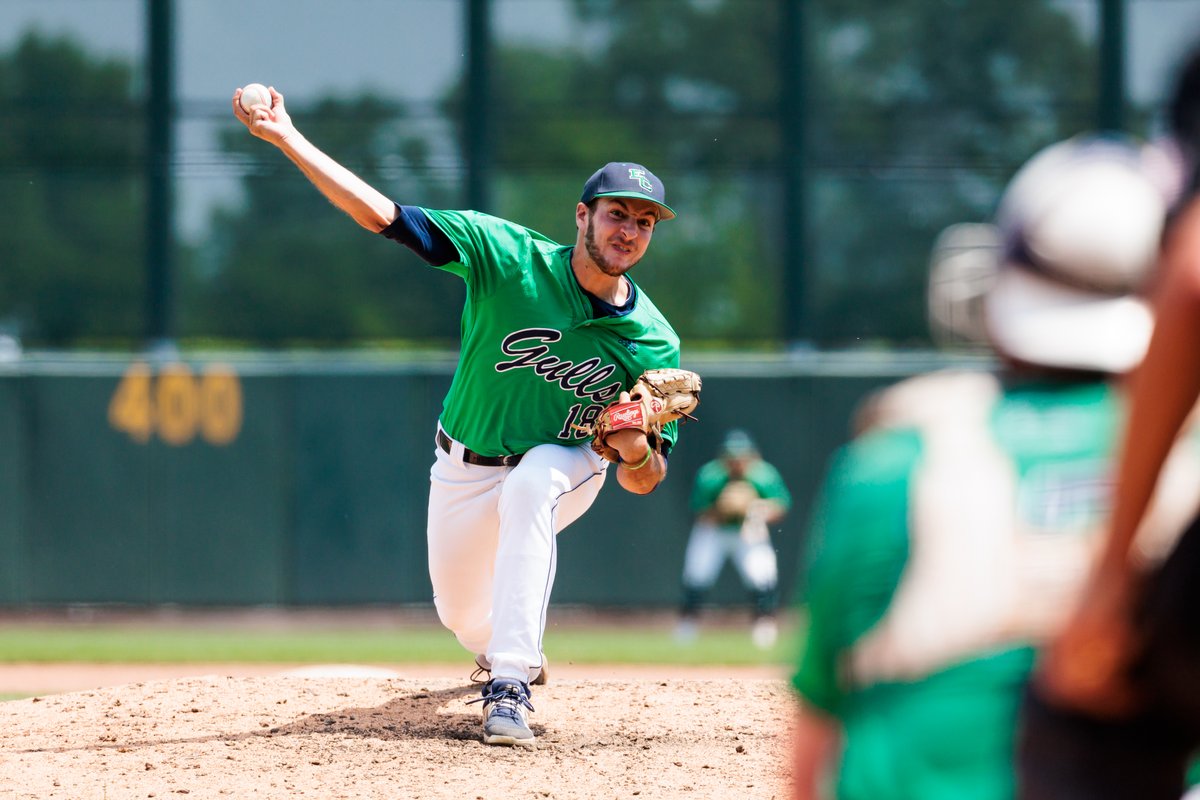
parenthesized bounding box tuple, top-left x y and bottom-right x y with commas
(1098, 0, 1126, 132)
(465, 0, 493, 213)
(145, 0, 175, 345)
(781, 0, 810, 345)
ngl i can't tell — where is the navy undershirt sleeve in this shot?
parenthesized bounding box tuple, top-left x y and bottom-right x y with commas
(379, 204, 460, 266)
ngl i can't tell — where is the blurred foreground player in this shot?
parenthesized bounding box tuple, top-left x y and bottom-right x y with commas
(233, 85, 695, 747)
(1022, 45, 1200, 800)
(790, 134, 1200, 800)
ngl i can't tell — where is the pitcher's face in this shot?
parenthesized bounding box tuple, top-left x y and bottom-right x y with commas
(577, 197, 658, 276)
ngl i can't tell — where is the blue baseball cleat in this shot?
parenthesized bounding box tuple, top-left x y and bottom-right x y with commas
(468, 678, 535, 747)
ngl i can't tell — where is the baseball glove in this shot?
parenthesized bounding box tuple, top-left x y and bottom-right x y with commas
(715, 480, 759, 520)
(585, 368, 702, 463)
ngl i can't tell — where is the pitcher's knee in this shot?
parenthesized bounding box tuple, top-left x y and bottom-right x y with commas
(434, 601, 491, 648)
(501, 467, 565, 510)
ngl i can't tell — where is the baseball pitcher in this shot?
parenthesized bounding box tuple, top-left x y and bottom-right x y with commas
(234, 85, 700, 748)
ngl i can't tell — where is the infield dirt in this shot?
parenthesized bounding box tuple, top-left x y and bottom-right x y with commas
(0, 669, 792, 799)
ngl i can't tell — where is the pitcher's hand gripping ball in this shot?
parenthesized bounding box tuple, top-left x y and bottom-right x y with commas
(587, 368, 702, 463)
(238, 83, 272, 113)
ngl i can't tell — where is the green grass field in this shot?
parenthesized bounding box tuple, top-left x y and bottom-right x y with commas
(0, 617, 797, 666)
(0, 613, 799, 701)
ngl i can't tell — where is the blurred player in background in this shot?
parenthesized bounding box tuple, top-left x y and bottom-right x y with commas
(675, 429, 791, 649)
(790, 133, 1200, 800)
(233, 86, 688, 747)
(1021, 44, 1200, 800)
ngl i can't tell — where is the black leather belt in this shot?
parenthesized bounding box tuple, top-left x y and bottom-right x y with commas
(437, 428, 524, 467)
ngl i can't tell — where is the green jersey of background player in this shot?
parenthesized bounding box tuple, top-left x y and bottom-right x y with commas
(234, 84, 687, 747)
(798, 378, 1134, 800)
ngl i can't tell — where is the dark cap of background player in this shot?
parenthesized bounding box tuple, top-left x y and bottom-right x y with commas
(720, 429, 758, 459)
(580, 162, 677, 221)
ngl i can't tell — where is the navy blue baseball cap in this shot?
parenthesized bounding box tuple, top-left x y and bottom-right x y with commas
(580, 162, 676, 220)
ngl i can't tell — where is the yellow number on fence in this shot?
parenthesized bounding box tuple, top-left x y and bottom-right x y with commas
(199, 367, 243, 446)
(109, 361, 243, 446)
(156, 364, 200, 446)
(107, 362, 154, 443)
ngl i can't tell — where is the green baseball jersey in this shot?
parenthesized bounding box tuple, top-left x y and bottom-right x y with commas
(691, 459, 791, 521)
(793, 376, 1131, 800)
(422, 209, 681, 457)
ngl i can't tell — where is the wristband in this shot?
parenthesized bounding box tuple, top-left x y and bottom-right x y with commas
(621, 448, 653, 471)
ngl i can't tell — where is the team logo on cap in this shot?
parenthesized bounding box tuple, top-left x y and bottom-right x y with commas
(628, 168, 654, 193)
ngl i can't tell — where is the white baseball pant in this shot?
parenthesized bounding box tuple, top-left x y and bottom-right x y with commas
(681, 520, 778, 592)
(427, 426, 608, 684)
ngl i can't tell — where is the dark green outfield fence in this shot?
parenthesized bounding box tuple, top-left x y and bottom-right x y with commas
(0, 351, 988, 609)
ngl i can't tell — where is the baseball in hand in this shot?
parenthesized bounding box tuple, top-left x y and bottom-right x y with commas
(238, 83, 271, 113)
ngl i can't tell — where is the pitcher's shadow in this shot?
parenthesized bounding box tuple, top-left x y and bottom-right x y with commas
(17, 681, 546, 754)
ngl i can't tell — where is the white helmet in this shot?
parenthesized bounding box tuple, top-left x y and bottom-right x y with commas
(968, 135, 1166, 373)
(927, 222, 1003, 349)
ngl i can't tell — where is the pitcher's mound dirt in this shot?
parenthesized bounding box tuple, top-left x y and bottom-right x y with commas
(0, 674, 792, 799)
